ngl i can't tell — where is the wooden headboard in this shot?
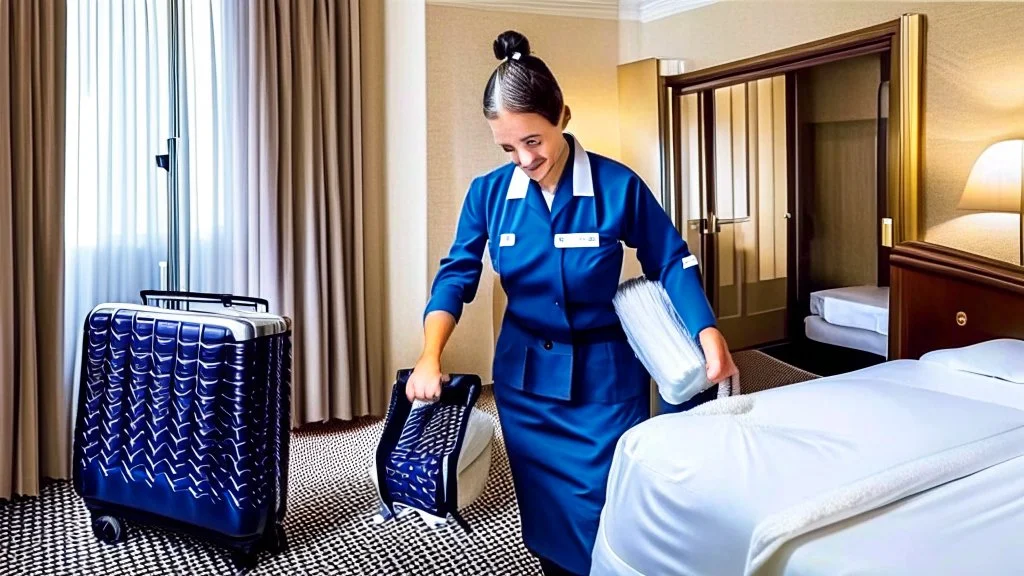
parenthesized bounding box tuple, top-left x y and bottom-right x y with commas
(889, 241, 1024, 360)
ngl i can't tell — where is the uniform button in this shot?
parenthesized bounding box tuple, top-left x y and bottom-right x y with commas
(543, 340, 553, 350)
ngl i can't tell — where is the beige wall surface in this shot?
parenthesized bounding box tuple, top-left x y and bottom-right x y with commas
(804, 53, 881, 125)
(633, 1, 1024, 263)
(383, 0, 429, 381)
(426, 5, 621, 379)
(802, 55, 882, 290)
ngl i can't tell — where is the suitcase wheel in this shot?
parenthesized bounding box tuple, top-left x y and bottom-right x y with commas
(231, 549, 260, 571)
(91, 515, 126, 545)
(267, 523, 288, 554)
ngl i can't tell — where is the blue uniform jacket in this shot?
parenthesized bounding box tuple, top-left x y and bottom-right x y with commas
(425, 133, 716, 404)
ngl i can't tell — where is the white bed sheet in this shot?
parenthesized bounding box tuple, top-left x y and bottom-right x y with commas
(760, 452, 1024, 576)
(809, 285, 889, 334)
(804, 314, 887, 357)
(592, 360, 1024, 576)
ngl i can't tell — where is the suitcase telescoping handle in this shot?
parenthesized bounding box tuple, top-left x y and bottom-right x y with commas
(140, 290, 270, 312)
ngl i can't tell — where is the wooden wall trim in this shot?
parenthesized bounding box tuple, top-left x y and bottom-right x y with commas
(889, 241, 1024, 295)
(889, 241, 1024, 360)
(664, 20, 899, 92)
(892, 13, 925, 243)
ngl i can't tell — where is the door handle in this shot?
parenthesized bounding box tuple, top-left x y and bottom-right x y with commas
(703, 213, 719, 234)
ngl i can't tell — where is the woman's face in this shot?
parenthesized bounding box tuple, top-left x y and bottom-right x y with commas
(488, 107, 568, 183)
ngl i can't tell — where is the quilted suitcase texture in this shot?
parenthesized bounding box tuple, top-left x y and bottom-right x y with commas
(373, 370, 482, 532)
(72, 291, 292, 569)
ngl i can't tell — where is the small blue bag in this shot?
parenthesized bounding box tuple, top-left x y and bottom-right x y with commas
(373, 370, 482, 532)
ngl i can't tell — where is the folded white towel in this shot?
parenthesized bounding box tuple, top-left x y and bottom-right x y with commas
(613, 277, 738, 404)
(688, 394, 754, 416)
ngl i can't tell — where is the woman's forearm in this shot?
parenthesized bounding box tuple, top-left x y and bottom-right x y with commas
(421, 310, 457, 364)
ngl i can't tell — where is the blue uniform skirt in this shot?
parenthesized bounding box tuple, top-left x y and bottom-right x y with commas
(492, 380, 649, 575)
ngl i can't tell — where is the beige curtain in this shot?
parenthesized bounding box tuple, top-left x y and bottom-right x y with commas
(248, 0, 386, 427)
(0, 0, 68, 500)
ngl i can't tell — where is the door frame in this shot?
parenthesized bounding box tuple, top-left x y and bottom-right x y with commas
(658, 14, 924, 332)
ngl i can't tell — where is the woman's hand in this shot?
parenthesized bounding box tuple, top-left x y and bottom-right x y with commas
(406, 354, 445, 402)
(698, 327, 738, 383)
(408, 311, 457, 402)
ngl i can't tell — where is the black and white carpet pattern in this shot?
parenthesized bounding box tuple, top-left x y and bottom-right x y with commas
(732, 350, 820, 394)
(1, 352, 817, 576)
(1, 389, 539, 576)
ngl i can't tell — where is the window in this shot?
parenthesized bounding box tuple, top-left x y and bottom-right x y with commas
(64, 0, 247, 401)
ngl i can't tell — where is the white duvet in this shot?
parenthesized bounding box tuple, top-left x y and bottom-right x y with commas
(592, 360, 1024, 576)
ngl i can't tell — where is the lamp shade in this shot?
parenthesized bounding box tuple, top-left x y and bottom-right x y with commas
(958, 139, 1024, 213)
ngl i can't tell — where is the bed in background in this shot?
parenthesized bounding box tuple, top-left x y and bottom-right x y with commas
(804, 284, 889, 357)
(593, 241, 1024, 576)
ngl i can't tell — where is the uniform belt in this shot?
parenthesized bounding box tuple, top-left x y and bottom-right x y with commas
(506, 314, 626, 346)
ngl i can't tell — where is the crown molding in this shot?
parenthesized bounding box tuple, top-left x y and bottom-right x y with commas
(424, 0, 718, 23)
(425, 0, 619, 20)
(621, 0, 718, 22)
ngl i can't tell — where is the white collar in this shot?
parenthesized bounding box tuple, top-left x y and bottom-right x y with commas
(506, 134, 594, 200)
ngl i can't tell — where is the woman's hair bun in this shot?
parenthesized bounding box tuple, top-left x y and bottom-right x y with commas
(483, 29, 563, 125)
(493, 30, 531, 61)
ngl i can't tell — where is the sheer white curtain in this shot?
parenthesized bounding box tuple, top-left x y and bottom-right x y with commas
(64, 0, 171, 417)
(64, 1, 247, 434)
(179, 0, 251, 294)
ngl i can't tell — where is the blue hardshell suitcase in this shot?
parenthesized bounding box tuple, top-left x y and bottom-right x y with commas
(72, 290, 292, 569)
(373, 370, 482, 532)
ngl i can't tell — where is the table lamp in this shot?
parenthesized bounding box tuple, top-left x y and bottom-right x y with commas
(958, 139, 1024, 265)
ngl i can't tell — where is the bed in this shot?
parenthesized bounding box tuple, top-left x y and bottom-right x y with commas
(592, 242, 1024, 576)
(804, 285, 889, 357)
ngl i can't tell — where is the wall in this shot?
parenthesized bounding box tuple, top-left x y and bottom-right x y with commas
(804, 54, 881, 124)
(618, 17, 641, 65)
(382, 0, 428, 381)
(632, 1, 1024, 264)
(426, 5, 621, 380)
(802, 54, 881, 290)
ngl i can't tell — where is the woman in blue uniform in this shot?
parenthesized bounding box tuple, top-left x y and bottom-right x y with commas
(407, 31, 738, 576)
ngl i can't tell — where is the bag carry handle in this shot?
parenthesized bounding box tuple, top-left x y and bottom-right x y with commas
(140, 290, 270, 312)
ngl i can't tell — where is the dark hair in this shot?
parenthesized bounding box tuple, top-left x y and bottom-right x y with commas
(483, 31, 564, 126)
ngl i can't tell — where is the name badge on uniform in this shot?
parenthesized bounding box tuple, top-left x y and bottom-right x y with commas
(682, 254, 700, 269)
(554, 232, 599, 248)
(500, 233, 516, 247)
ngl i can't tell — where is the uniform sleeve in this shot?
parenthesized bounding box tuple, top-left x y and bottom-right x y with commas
(423, 178, 489, 324)
(622, 177, 717, 338)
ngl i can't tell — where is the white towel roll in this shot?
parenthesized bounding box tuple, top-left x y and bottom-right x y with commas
(613, 277, 737, 404)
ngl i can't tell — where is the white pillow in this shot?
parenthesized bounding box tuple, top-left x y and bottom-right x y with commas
(920, 339, 1024, 384)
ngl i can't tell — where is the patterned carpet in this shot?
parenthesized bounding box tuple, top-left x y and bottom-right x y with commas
(1, 388, 535, 576)
(0, 350, 815, 576)
(732, 349, 820, 394)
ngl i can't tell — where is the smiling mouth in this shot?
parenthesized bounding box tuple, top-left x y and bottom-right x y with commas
(525, 160, 546, 172)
